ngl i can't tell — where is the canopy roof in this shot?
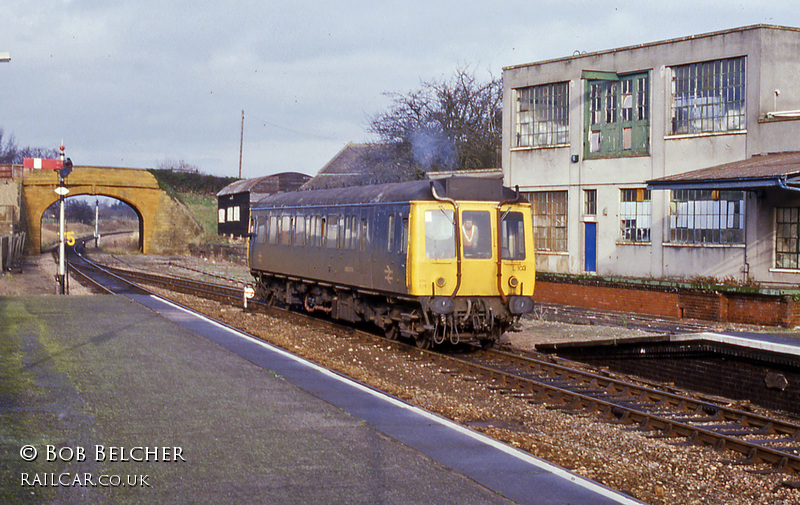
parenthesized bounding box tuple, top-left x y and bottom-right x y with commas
(647, 152, 800, 191)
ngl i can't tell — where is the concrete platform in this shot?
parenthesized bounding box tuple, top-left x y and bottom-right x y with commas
(0, 295, 643, 504)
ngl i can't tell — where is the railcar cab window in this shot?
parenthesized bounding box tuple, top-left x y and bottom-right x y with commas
(424, 209, 455, 259)
(462, 211, 491, 259)
(501, 212, 526, 260)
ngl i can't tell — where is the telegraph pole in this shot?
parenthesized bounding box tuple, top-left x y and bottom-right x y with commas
(238, 109, 244, 178)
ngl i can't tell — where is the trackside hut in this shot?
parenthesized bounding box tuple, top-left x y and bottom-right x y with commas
(502, 24, 800, 287)
(217, 172, 310, 237)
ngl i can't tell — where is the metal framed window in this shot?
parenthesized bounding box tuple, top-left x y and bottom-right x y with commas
(619, 189, 651, 242)
(671, 56, 745, 135)
(530, 191, 567, 252)
(585, 72, 649, 157)
(776, 208, 800, 269)
(584, 189, 597, 216)
(669, 190, 744, 244)
(515, 82, 569, 148)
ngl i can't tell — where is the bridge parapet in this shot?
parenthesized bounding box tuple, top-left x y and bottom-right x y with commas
(22, 166, 203, 254)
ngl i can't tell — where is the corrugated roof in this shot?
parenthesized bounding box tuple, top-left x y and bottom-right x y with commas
(217, 172, 311, 196)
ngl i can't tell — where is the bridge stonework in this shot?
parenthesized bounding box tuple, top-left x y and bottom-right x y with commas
(22, 166, 203, 254)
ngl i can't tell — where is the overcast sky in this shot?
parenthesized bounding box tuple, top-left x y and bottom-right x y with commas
(2, 1, 799, 179)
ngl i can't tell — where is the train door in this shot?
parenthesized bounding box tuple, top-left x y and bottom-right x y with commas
(371, 207, 409, 294)
(355, 206, 373, 289)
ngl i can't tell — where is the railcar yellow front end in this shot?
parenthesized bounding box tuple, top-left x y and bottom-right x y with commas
(406, 198, 535, 346)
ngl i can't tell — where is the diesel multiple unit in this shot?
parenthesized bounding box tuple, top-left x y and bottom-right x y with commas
(248, 178, 535, 348)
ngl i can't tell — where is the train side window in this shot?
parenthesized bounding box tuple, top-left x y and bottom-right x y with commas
(327, 215, 339, 248)
(343, 216, 352, 249)
(401, 218, 408, 253)
(425, 209, 455, 259)
(256, 218, 266, 243)
(461, 210, 492, 259)
(294, 215, 305, 246)
(360, 219, 368, 251)
(281, 215, 292, 246)
(351, 215, 360, 250)
(268, 215, 278, 244)
(387, 214, 395, 252)
(305, 216, 313, 246)
(315, 216, 323, 247)
(338, 215, 345, 248)
(501, 212, 526, 260)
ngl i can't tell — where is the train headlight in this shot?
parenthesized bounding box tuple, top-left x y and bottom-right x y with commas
(436, 277, 447, 288)
(429, 297, 454, 315)
(508, 296, 534, 315)
(508, 276, 519, 289)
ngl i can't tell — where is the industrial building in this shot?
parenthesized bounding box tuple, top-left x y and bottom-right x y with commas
(502, 25, 800, 287)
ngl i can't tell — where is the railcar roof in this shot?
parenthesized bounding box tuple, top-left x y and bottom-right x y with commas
(251, 178, 517, 209)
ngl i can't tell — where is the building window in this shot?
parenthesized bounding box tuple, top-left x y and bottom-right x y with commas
(669, 190, 744, 244)
(671, 56, 745, 135)
(584, 189, 597, 216)
(515, 82, 569, 148)
(531, 191, 567, 252)
(619, 189, 651, 242)
(218, 208, 226, 223)
(776, 208, 800, 269)
(586, 72, 649, 157)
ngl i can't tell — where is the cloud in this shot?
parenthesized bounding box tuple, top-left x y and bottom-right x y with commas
(2, 0, 800, 178)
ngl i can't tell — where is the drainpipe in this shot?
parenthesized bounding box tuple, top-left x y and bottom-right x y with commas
(431, 182, 462, 298)
(496, 185, 522, 303)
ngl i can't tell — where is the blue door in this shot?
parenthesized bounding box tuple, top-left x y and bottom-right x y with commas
(584, 222, 596, 272)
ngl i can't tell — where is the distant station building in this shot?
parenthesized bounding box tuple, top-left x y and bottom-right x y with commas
(217, 172, 310, 237)
(502, 24, 800, 287)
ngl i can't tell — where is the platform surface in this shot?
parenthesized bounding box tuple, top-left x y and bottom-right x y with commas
(0, 295, 642, 504)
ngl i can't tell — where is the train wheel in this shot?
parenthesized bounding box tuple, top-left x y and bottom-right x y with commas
(414, 334, 432, 350)
(384, 325, 399, 341)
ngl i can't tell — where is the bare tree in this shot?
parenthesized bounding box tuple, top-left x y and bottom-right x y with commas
(0, 128, 60, 163)
(368, 65, 502, 172)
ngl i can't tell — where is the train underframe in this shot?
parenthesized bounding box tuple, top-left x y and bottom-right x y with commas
(252, 271, 518, 348)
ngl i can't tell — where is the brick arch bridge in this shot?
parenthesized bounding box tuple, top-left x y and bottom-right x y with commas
(22, 166, 203, 254)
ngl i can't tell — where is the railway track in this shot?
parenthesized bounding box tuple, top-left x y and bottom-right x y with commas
(69, 246, 800, 476)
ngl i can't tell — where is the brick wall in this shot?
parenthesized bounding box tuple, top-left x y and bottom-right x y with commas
(534, 278, 800, 327)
